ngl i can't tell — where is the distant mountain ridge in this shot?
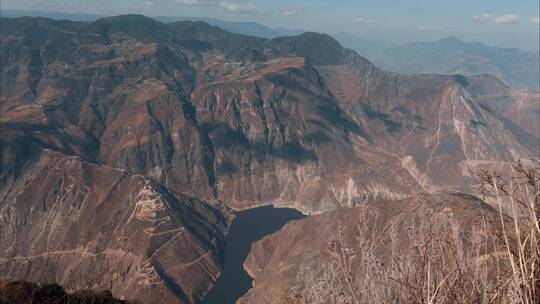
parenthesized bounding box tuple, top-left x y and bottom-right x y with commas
(0, 9, 299, 38)
(0, 9, 103, 22)
(3, 10, 537, 92)
(154, 16, 302, 38)
(374, 36, 540, 91)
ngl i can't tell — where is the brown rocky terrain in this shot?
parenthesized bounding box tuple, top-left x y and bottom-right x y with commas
(2, 15, 538, 213)
(317, 67, 539, 193)
(1, 14, 538, 303)
(0, 148, 231, 303)
(240, 193, 514, 304)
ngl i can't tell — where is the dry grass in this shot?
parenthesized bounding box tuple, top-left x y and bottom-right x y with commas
(478, 158, 540, 304)
(279, 159, 539, 304)
(377, 158, 540, 304)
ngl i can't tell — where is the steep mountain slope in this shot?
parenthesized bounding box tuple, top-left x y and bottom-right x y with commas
(240, 193, 513, 303)
(0, 144, 231, 303)
(374, 37, 540, 91)
(0, 15, 538, 303)
(0, 15, 422, 214)
(334, 32, 393, 61)
(317, 65, 539, 192)
(2, 15, 538, 211)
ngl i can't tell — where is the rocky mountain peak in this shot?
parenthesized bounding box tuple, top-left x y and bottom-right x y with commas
(265, 31, 348, 65)
(85, 14, 168, 43)
(436, 36, 463, 45)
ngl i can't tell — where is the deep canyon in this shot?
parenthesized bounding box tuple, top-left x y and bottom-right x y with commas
(0, 14, 538, 304)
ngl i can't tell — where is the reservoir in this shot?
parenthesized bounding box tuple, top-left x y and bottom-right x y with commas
(203, 205, 305, 304)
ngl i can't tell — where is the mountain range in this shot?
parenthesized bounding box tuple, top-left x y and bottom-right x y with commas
(0, 14, 538, 303)
(3, 10, 539, 92)
(0, 9, 299, 38)
(373, 36, 540, 91)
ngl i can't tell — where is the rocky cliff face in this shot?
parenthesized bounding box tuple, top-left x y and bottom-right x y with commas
(0, 149, 231, 303)
(3, 15, 536, 213)
(240, 193, 513, 304)
(318, 66, 539, 193)
(1, 15, 416, 215)
(0, 14, 538, 303)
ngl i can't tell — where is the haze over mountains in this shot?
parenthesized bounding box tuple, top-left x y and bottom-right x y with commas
(374, 36, 540, 91)
(0, 9, 300, 38)
(2, 9, 539, 92)
(0, 13, 538, 304)
(0, 9, 104, 22)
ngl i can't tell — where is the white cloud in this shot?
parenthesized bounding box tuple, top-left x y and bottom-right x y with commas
(175, 0, 214, 5)
(417, 25, 442, 31)
(473, 13, 519, 24)
(175, 0, 268, 15)
(529, 16, 540, 24)
(473, 13, 494, 23)
(352, 17, 373, 24)
(282, 10, 298, 17)
(495, 14, 520, 24)
(144, 1, 154, 9)
(219, 1, 269, 15)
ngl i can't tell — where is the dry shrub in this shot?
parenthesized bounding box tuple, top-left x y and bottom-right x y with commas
(284, 159, 539, 304)
(478, 158, 540, 304)
(371, 158, 539, 304)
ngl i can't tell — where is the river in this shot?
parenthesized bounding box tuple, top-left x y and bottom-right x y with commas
(203, 205, 305, 304)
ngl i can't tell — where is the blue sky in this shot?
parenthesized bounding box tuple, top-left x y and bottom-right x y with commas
(2, 0, 539, 50)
